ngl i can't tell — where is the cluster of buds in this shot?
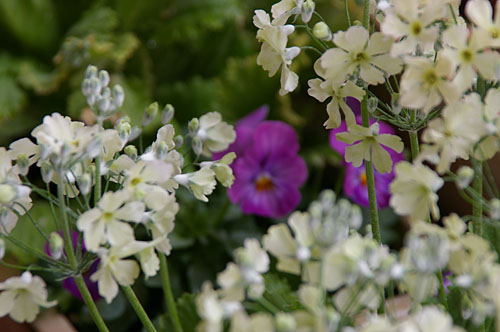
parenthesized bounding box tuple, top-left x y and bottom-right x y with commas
(81, 65, 125, 121)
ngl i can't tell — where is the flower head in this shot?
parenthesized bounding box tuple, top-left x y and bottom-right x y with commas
(189, 112, 236, 157)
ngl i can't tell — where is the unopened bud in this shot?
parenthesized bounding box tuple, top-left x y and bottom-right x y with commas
(124, 145, 138, 160)
(16, 154, 30, 176)
(117, 121, 132, 142)
(192, 136, 203, 156)
(161, 104, 175, 124)
(41, 162, 53, 183)
(367, 96, 378, 113)
(313, 22, 332, 41)
(112, 85, 125, 108)
(49, 232, 64, 260)
(391, 93, 402, 115)
(174, 135, 184, 148)
(142, 102, 159, 126)
(97, 96, 111, 113)
(154, 141, 169, 160)
(301, 0, 315, 23)
(188, 118, 200, 137)
(370, 122, 380, 135)
(99, 70, 110, 87)
(81, 78, 91, 96)
(0, 238, 5, 260)
(78, 173, 92, 195)
(89, 77, 101, 95)
(84, 65, 98, 80)
(275, 313, 296, 332)
(490, 198, 500, 219)
(456, 166, 474, 189)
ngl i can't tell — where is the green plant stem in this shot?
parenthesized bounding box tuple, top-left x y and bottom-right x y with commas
(437, 270, 449, 311)
(94, 157, 102, 205)
(363, 0, 370, 31)
(344, 0, 351, 26)
(159, 254, 183, 332)
(361, 97, 381, 244)
(57, 172, 110, 332)
(473, 160, 483, 236)
(122, 286, 158, 332)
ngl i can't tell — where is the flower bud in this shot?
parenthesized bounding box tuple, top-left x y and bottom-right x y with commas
(154, 141, 169, 160)
(78, 173, 92, 196)
(97, 96, 111, 113)
(456, 166, 474, 189)
(367, 96, 378, 113)
(313, 22, 332, 41)
(89, 77, 101, 96)
(142, 102, 159, 126)
(124, 145, 138, 160)
(301, 0, 315, 23)
(16, 153, 30, 176)
(192, 136, 203, 156)
(112, 84, 125, 108)
(49, 232, 64, 260)
(84, 65, 98, 80)
(188, 118, 200, 137)
(161, 104, 175, 124)
(275, 313, 296, 332)
(174, 135, 184, 148)
(81, 78, 91, 96)
(117, 121, 132, 143)
(41, 162, 53, 183)
(0, 184, 16, 204)
(0, 238, 5, 260)
(490, 198, 500, 219)
(99, 70, 110, 87)
(391, 93, 402, 115)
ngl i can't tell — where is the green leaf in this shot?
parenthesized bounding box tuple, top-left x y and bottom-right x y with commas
(483, 221, 500, 262)
(0, 0, 58, 52)
(0, 75, 27, 120)
(447, 287, 464, 327)
(67, 6, 119, 37)
(261, 274, 302, 312)
(17, 60, 61, 95)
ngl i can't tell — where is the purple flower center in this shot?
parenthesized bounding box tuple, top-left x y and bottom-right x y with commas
(255, 174, 275, 192)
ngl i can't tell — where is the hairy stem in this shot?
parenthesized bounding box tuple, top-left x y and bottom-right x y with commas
(159, 254, 183, 332)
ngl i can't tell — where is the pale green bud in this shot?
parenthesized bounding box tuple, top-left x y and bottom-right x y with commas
(161, 104, 175, 124)
(391, 93, 402, 115)
(124, 145, 138, 160)
(192, 136, 203, 156)
(16, 153, 30, 176)
(112, 84, 125, 108)
(313, 22, 332, 41)
(0, 184, 16, 204)
(78, 173, 92, 196)
(142, 102, 159, 126)
(97, 96, 111, 113)
(84, 65, 98, 80)
(456, 166, 474, 189)
(154, 141, 169, 160)
(188, 118, 200, 137)
(275, 313, 296, 332)
(81, 78, 91, 96)
(301, 0, 315, 23)
(367, 96, 378, 113)
(0, 238, 5, 260)
(41, 162, 53, 183)
(89, 77, 101, 95)
(490, 198, 500, 219)
(117, 121, 132, 142)
(49, 232, 64, 260)
(99, 70, 110, 87)
(174, 135, 184, 148)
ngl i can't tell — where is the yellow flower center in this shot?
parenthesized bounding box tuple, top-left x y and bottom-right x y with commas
(490, 27, 500, 39)
(423, 69, 438, 86)
(410, 21, 422, 36)
(460, 49, 474, 63)
(130, 177, 141, 186)
(359, 172, 367, 187)
(354, 52, 369, 63)
(255, 175, 274, 192)
(103, 212, 114, 220)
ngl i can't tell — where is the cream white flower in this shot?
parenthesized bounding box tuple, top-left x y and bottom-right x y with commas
(465, 0, 500, 48)
(173, 166, 217, 202)
(400, 306, 465, 332)
(76, 190, 145, 251)
(421, 93, 488, 173)
(390, 161, 444, 222)
(254, 10, 301, 95)
(319, 26, 403, 85)
(271, 0, 315, 24)
(336, 123, 404, 174)
(0, 272, 56, 323)
(399, 56, 459, 113)
(123, 160, 174, 197)
(8, 138, 40, 175)
(308, 60, 365, 128)
(442, 23, 500, 93)
(191, 112, 236, 157)
(200, 152, 236, 187)
(380, 0, 445, 56)
(230, 311, 274, 332)
(90, 242, 146, 303)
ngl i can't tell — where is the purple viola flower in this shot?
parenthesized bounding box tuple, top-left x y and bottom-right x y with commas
(330, 113, 405, 209)
(216, 107, 307, 218)
(45, 232, 100, 301)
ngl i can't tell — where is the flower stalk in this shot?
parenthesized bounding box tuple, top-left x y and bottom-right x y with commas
(122, 286, 158, 332)
(159, 253, 183, 332)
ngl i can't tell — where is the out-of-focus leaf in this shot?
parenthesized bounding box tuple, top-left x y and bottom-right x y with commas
(0, 0, 58, 52)
(108, 33, 140, 67)
(67, 6, 119, 37)
(18, 61, 61, 95)
(261, 274, 302, 312)
(0, 75, 27, 119)
(6, 202, 56, 265)
(96, 291, 127, 321)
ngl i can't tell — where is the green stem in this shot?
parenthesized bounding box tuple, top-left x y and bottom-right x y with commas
(363, 0, 370, 31)
(257, 297, 279, 314)
(159, 254, 183, 332)
(94, 157, 102, 206)
(57, 171, 110, 332)
(473, 160, 483, 236)
(344, 0, 351, 26)
(437, 270, 449, 311)
(122, 286, 158, 332)
(409, 110, 420, 161)
(361, 97, 381, 244)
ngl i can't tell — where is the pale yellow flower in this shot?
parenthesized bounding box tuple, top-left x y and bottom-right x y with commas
(465, 0, 500, 48)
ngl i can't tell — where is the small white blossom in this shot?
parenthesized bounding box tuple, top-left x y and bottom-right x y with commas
(174, 166, 217, 202)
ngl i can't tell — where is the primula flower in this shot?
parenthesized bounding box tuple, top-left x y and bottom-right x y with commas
(390, 161, 444, 222)
(200, 152, 236, 188)
(466, 0, 500, 48)
(189, 112, 236, 157)
(380, 0, 445, 56)
(226, 119, 307, 218)
(336, 123, 404, 174)
(319, 26, 403, 86)
(399, 55, 459, 114)
(76, 190, 145, 252)
(173, 166, 217, 202)
(254, 10, 301, 95)
(0, 272, 56, 323)
(271, 0, 315, 24)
